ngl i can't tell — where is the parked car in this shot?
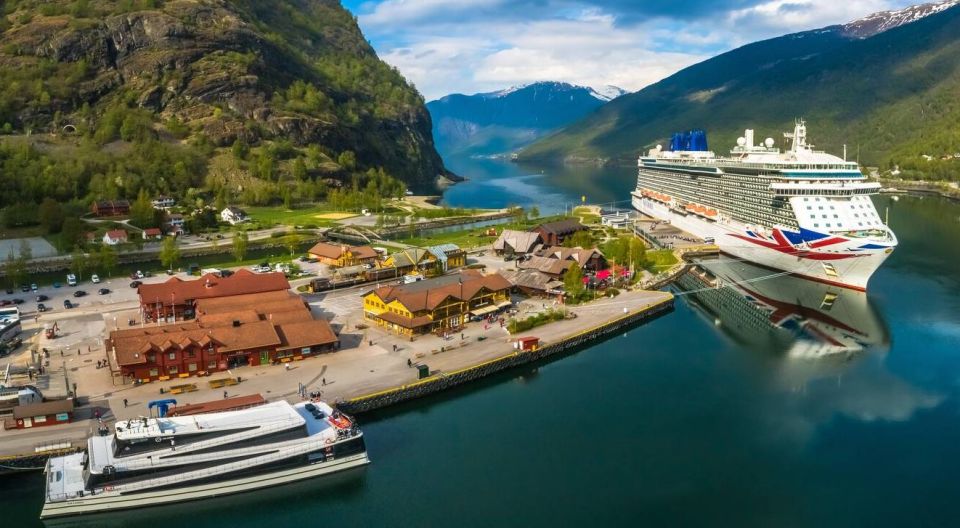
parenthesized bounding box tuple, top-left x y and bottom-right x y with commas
(91, 274, 101, 284)
(4, 287, 13, 295)
(129, 280, 142, 288)
(36, 294, 48, 302)
(73, 290, 87, 297)
(98, 288, 110, 295)
(66, 274, 77, 287)
(52, 282, 61, 288)
(37, 303, 47, 313)
(21, 285, 30, 292)
(11, 298, 23, 305)
(0, 300, 10, 307)
(131, 270, 144, 280)
(63, 299, 73, 309)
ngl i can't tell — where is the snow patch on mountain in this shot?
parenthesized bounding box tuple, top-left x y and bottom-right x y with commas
(842, 0, 960, 38)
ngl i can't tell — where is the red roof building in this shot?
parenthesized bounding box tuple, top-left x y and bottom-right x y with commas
(138, 269, 290, 322)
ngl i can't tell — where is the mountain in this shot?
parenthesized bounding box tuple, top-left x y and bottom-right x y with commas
(521, 1, 960, 180)
(0, 0, 450, 212)
(427, 81, 626, 158)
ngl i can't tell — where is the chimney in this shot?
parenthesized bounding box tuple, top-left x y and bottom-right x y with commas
(232, 320, 241, 327)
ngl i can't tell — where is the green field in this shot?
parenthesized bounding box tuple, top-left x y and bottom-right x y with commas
(645, 249, 679, 270)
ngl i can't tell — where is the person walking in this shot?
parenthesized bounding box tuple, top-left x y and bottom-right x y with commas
(322, 377, 326, 386)
(123, 398, 128, 408)
(223, 391, 228, 399)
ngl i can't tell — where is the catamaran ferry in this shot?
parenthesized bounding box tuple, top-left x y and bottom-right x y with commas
(40, 400, 368, 519)
(632, 121, 897, 290)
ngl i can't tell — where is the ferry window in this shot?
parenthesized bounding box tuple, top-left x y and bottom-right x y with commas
(818, 206, 824, 210)
(806, 206, 811, 210)
(822, 215, 827, 219)
(826, 223, 831, 227)
(833, 214, 839, 218)
(814, 223, 820, 227)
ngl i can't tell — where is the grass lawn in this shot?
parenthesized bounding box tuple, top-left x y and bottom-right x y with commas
(393, 217, 566, 250)
(645, 249, 679, 270)
(245, 205, 346, 227)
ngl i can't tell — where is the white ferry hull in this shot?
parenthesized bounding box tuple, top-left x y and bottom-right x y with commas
(633, 195, 892, 291)
(40, 453, 369, 519)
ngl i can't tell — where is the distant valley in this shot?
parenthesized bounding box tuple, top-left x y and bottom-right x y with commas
(426, 82, 626, 158)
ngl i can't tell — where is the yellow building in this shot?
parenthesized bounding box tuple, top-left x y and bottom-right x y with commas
(362, 270, 512, 336)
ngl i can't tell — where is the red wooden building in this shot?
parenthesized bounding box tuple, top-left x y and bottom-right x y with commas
(8, 400, 74, 429)
(531, 219, 587, 246)
(91, 200, 131, 217)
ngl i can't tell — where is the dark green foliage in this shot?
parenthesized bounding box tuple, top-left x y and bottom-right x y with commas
(38, 198, 65, 233)
(508, 308, 567, 333)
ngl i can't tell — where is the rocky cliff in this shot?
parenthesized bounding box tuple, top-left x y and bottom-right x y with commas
(0, 0, 449, 192)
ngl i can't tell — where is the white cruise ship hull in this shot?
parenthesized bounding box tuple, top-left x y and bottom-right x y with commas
(633, 194, 892, 291)
(40, 452, 369, 519)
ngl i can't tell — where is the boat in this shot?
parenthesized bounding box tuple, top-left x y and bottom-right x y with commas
(632, 120, 897, 290)
(40, 400, 369, 519)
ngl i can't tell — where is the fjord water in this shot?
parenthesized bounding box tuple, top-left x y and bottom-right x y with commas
(6, 158, 960, 527)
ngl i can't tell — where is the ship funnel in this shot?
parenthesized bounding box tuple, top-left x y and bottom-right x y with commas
(744, 129, 754, 148)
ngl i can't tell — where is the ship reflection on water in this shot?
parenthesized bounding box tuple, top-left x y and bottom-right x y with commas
(677, 256, 889, 359)
(676, 256, 940, 431)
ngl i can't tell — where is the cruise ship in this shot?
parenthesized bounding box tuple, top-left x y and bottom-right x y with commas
(41, 400, 369, 519)
(632, 121, 897, 290)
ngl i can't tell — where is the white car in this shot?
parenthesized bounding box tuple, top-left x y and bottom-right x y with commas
(66, 274, 77, 287)
(91, 274, 101, 284)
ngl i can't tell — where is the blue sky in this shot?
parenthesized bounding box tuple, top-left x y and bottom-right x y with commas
(341, 0, 920, 100)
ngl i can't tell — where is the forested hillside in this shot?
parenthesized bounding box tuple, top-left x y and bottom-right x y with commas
(0, 0, 450, 223)
(521, 3, 960, 181)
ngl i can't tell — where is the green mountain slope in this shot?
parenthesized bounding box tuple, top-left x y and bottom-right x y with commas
(520, 5, 960, 180)
(0, 0, 449, 211)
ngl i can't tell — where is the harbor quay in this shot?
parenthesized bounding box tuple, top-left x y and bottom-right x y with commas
(0, 276, 672, 462)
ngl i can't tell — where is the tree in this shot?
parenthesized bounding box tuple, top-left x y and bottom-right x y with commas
(70, 250, 89, 281)
(3, 251, 26, 288)
(129, 189, 155, 228)
(18, 239, 32, 262)
(529, 205, 540, 220)
(563, 263, 584, 296)
(159, 236, 180, 270)
(337, 150, 356, 171)
(99, 244, 118, 277)
(292, 157, 308, 181)
(60, 217, 83, 252)
(232, 230, 248, 262)
(38, 198, 65, 234)
(285, 230, 299, 256)
(231, 138, 249, 160)
(564, 230, 596, 249)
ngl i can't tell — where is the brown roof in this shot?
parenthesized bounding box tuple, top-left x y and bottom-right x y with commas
(105, 229, 128, 240)
(144, 228, 162, 236)
(194, 290, 298, 313)
(533, 219, 586, 236)
(376, 311, 433, 329)
(518, 256, 573, 276)
(170, 394, 266, 417)
(274, 320, 338, 351)
(195, 291, 305, 317)
(110, 320, 281, 366)
(138, 269, 290, 306)
(368, 270, 511, 313)
(538, 246, 605, 267)
(14, 400, 73, 419)
(308, 242, 377, 260)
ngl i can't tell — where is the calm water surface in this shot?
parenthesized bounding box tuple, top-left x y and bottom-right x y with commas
(4, 158, 960, 527)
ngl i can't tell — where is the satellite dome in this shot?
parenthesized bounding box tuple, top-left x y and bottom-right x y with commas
(764, 138, 775, 148)
(736, 137, 746, 146)
(656, 144, 662, 151)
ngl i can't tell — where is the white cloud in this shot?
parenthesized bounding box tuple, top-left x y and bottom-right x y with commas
(355, 0, 921, 100)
